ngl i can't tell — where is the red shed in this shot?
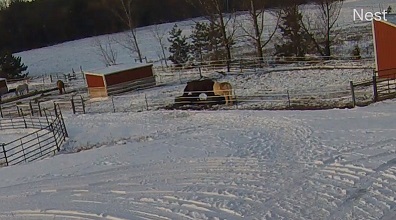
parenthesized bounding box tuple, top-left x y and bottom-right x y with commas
(0, 78, 8, 96)
(84, 63, 156, 98)
(372, 14, 396, 79)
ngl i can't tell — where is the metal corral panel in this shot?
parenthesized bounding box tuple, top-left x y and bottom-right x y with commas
(105, 65, 154, 87)
(86, 74, 105, 87)
(373, 19, 396, 78)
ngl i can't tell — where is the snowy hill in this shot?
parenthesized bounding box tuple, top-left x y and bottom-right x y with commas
(14, 0, 395, 77)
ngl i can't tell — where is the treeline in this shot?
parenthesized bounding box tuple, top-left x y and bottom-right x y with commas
(0, 0, 318, 53)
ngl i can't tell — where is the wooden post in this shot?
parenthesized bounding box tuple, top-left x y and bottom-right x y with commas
(50, 75, 53, 83)
(21, 139, 27, 162)
(2, 144, 8, 166)
(145, 94, 149, 111)
(37, 133, 43, 156)
(111, 96, 116, 113)
(53, 102, 58, 116)
(287, 90, 291, 107)
(81, 96, 86, 114)
(16, 106, 20, 117)
(38, 102, 42, 117)
(71, 97, 76, 114)
(350, 81, 356, 108)
(29, 101, 34, 116)
(373, 75, 378, 102)
(21, 110, 27, 128)
(0, 97, 3, 118)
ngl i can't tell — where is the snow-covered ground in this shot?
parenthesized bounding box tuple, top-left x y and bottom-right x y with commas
(1, 101, 396, 219)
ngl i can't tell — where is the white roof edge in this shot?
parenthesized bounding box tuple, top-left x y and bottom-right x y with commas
(85, 63, 153, 76)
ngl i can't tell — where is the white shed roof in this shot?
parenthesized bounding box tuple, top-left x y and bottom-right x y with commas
(0, 78, 6, 81)
(85, 63, 153, 76)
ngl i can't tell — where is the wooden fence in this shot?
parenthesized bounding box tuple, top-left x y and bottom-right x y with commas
(0, 105, 68, 167)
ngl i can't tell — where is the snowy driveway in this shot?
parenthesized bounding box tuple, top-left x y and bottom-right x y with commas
(1, 103, 396, 219)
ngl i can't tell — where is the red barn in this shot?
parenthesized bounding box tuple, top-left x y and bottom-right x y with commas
(372, 14, 396, 79)
(0, 78, 8, 96)
(84, 63, 156, 98)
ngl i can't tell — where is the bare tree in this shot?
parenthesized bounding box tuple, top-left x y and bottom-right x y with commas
(93, 36, 118, 67)
(151, 24, 169, 67)
(301, 0, 343, 59)
(105, 0, 144, 63)
(239, 0, 280, 63)
(186, 0, 237, 72)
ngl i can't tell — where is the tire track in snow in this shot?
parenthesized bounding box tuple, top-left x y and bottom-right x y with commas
(322, 156, 396, 219)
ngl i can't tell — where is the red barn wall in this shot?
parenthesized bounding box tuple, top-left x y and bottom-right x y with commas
(105, 66, 153, 87)
(373, 21, 396, 78)
(86, 74, 105, 87)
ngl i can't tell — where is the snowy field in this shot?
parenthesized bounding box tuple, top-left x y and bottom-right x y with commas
(1, 101, 396, 219)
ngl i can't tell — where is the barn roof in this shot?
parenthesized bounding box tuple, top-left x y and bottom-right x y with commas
(85, 63, 153, 76)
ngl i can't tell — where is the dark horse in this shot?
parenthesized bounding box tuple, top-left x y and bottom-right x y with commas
(182, 79, 215, 98)
(57, 80, 66, 94)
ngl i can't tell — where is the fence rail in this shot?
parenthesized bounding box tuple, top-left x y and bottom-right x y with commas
(0, 105, 68, 167)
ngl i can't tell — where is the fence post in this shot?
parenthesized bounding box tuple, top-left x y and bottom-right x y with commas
(111, 96, 116, 113)
(38, 102, 42, 117)
(43, 108, 50, 125)
(53, 102, 58, 116)
(71, 96, 76, 114)
(287, 90, 291, 107)
(29, 101, 34, 116)
(37, 133, 43, 156)
(57, 104, 68, 138)
(81, 96, 86, 114)
(17, 106, 21, 117)
(21, 139, 26, 162)
(373, 75, 378, 102)
(2, 144, 8, 166)
(145, 94, 149, 111)
(350, 81, 356, 108)
(21, 110, 27, 128)
(0, 97, 3, 118)
(50, 123, 60, 152)
(50, 75, 53, 83)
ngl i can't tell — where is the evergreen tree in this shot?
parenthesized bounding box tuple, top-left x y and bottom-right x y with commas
(0, 51, 28, 79)
(167, 24, 190, 66)
(387, 6, 392, 14)
(275, 4, 311, 59)
(207, 22, 225, 61)
(190, 22, 210, 62)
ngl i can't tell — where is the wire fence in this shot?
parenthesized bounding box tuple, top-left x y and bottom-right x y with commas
(0, 105, 68, 167)
(81, 84, 374, 113)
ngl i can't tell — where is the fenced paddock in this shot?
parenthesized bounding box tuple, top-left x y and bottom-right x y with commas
(0, 105, 68, 167)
